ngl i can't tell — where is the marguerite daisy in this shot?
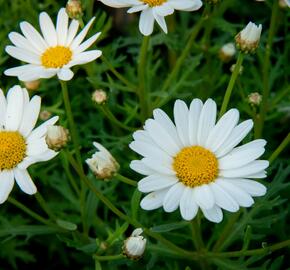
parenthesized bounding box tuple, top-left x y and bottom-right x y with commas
(99, 0, 203, 36)
(0, 85, 59, 203)
(130, 99, 269, 223)
(4, 8, 102, 81)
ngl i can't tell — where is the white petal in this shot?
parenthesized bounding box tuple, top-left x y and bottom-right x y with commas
(210, 182, 239, 212)
(188, 98, 203, 145)
(145, 119, 180, 156)
(168, 0, 203, 11)
(57, 68, 74, 81)
(99, 0, 141, 8)
(5, 46, 41, 65)
(201, 205, 223, 223)
(179, 187, 198, 220)
(139, 9, 155, 36)
(127, 4, 148, 13)
(5, 85, 24, 131)
(26, 137, 48, 156)
(206, 109, 239, 152)
(153, 3, 174, 16)
(153, 12, 168, 34)
(39, 12, 58, 47)
(217, 179, 254, 207)
(18, 150, 58, 169)
(8, 32, 39, 54)
(215, 119, 253, 158)
(138, 174, 178, 193)
(225, 179, 266, 197)
(163, 182, 185, 212)
(56, 8, 69, 46)
(73, 32, 101, 54)
(0, 89, 7, 127)
(193, 184, 215, 209)
(219, 160, 269, 178)
(174, 100, 190, 146)
(140, 188, 169, 210)
(67, 50, 102, 67)
(142, 157, 175, 175)
(14, 168, 37, 195)
(130, 160, 156, 175)
(0, 170, 14, 204)
(132, 130, 153, 144)
(197, 99, 217, 146)
(19, 96, 41, 137)
(66, 20, 79, 46)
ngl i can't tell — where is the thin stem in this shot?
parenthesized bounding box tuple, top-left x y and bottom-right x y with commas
(8, 197, 53, 226)
(93, 254, 124, 261)
(256, 0, 279, 137)
(114, 173, 137, 186)
(219, 53, 244, 118)
(35, 192, 56, 220)
(101, 55, 137, 90)
(98, 105, 136, 132)
(137, 36, 150, 121)
(269, 132, 290, 164)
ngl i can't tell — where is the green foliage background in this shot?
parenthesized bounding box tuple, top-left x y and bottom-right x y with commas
(0, 0, 289, 269)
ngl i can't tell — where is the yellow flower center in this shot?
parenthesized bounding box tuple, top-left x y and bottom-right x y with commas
(41, 46, 72, 68)
(142, 0, 167, 7)
(0, 131, 26, 170)
(173, 146, 218, 188)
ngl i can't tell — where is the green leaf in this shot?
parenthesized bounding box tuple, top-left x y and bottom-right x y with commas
(150, 221, 189, 233)
(56, 219, 77, 231)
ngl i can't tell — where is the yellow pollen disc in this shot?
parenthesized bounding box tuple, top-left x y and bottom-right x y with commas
(173, 146, 218, 188)
(41, 46, 72, 68)
(0, 131, 26, 170)
(142, 0, 167, 7)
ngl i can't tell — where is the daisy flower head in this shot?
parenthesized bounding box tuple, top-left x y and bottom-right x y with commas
(129, 99, 269, 223)
(0, 86, 59, 203)
(4, 8, 102, 82)
(99, 0, 203, 36)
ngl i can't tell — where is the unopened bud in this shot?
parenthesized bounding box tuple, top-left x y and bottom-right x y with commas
(46, 125, 70, 151)
(39, 110, 52, 121)
(92, 89, 107, 105)
(86, 142, 119, 179)
(235, 22, 262, 53)
(248, 92, 262, 106)
(24, 80, 41, 91)
(123, 228, 147, 260)
(230, 64, 243, 74)
(66, 0, 83, 20)
(219, 43, 236, 62)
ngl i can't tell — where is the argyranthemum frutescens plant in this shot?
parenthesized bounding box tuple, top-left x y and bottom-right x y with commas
(0, 86, 58, 203)
(1, 0, 290, 269)
(130, 99, 268, 222)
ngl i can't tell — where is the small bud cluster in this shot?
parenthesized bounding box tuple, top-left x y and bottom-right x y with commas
(46, 126, 70, 151)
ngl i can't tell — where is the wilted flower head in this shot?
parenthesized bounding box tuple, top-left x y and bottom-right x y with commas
(66, 0, 83, 19)
(248, 92, 262, 106)
(86, 142, 119, 179)
(92, 89, 107, 105)
(5, 8, 102, 81)
(99, 0, 203, 36)
(46, 125, 70, 151)
(123, 228, 147, 260)
(0, 86, 58, 203)
(235, 22, 262, 53)
(219, 43, 236, 62)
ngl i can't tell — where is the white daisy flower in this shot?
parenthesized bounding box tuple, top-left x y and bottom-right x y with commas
(4, 8, 102, 81)
(99, 0, 203, 36)
(129, 99, 269, 223)
(0, 85, 59, 203)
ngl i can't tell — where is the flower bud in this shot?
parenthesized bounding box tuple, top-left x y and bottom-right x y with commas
(235, 22, 262, 53)
(230, 64, 243, 74)
(86, 142, 119, 179)
(24, 80, 41, 91)
(39, 110, 52, 121)
(92, 89, 107, 105)
(66, 0, 83, 20)
(219, 43, 236, 62)
(46, 125, 70, 151)
(123, 228, 147, 260)
(248, 92, 262, 106)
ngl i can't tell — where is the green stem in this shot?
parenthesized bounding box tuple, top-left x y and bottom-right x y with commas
(256, 0, 279, 137)
(35, 192, 56, 220)
(101, 55, 137, 90)
(65, 150, 197, 259)
(137, 36, 150, 121)
(219, 53, 244, 118)
(269, 132, 290, 164)
(98, 105, 136, 132)
(115, 173, 137, 186)
(94, 254, 124, 261)
(8, 197, 53, 226)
